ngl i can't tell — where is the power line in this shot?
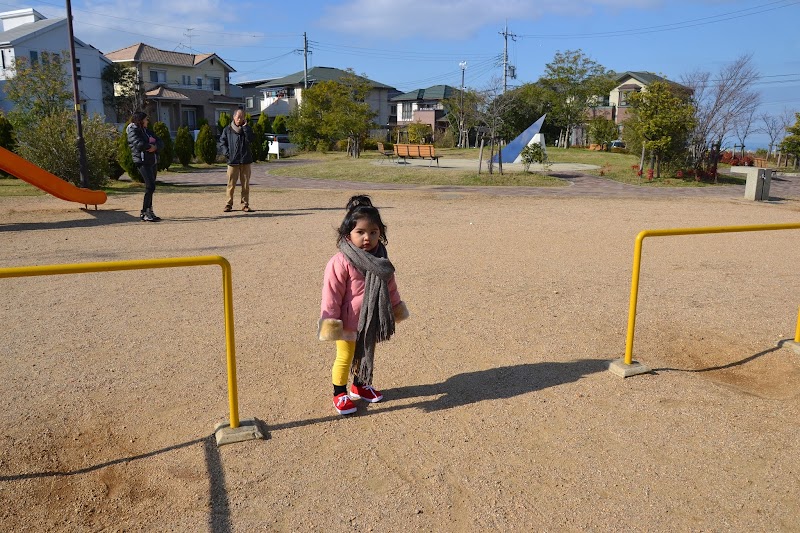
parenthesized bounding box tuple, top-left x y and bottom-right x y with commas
(517, 0, 798, 39)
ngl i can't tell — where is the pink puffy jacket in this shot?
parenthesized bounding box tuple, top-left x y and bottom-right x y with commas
(320, 252, 402, 341)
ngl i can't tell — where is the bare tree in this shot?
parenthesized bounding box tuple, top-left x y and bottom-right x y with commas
(682, 54, 760, 167)
(733, 104, 758, 157)
(758, 112, 783, 158)
(476, 76, 516, 174)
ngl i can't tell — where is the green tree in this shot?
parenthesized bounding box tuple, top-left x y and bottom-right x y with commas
(251, 122, 264, 162)
(442, 88, 482, 147)
(779, 112, 800, 161)
(101, 63, 143, 123)
(0, 112, 16, 152)
(15, 110, 116, 188)
(587, 116, 618, 149)
(538, 49, 615, 148)
(117, 121, 141, 182)
(4, 52, 73, 128)
(272, 114, 288, 134)
(257, 112, 272, 134)
(627, 80, 696, 178)
(218, 112, 231, 133)
(520, 143, 549, 172)
(407, 121, 432, 144)
(152, 121, 173, 171)
(496, 83, 556, 143)
(195, 124, 217, 164)
(174, 126, 194, 166)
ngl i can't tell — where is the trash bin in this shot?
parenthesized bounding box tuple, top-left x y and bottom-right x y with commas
(744, 168, 774, 201)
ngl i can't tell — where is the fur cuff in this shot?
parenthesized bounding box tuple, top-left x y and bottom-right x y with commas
(393, 301, 410, 322)
(318, 318, 344, 341)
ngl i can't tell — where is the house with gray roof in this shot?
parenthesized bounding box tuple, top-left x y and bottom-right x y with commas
(593, 71, 692, 126)
(391, 85, 458, 140)
(0, 8, 112, 118)
(105, 43, 241, 132)
(250, 66, 399, 127)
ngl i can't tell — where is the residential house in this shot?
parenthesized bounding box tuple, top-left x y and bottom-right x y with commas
(237, 78, 273, 118)
(104, 43, 242, 133)
(250, 66, 399, 128)
(0, 8, 112, 118)
(592, 71, 692, 127)
(391, 85, 458, 141)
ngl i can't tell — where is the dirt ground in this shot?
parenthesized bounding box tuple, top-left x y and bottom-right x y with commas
(1, 183, 800, 531)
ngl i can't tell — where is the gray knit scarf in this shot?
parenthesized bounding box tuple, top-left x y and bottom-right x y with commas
(339, 239, 396, 385)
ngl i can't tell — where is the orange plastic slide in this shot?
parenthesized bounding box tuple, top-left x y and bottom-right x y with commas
(0, 146, 107, 206)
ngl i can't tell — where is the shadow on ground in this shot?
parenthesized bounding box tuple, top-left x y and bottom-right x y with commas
(268, 359, 609, 431)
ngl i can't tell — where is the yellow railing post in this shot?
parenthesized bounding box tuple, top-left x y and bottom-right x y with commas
(621, 222, 800, 371)
(0, 256, 244, 431)
(795, 306, 800, 344)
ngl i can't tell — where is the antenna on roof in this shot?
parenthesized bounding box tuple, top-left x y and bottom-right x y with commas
(184, 28, 195, 52)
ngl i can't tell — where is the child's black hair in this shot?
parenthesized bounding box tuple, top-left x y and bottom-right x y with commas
(337, 195, 388, 245)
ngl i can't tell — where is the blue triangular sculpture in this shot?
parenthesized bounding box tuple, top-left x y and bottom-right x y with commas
(491, 114, 547, 164)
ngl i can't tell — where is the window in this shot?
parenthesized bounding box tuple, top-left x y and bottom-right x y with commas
(149, 69, 166, 83)
(182, 75, 191, 85)
(182, 109, 197, 130)
(211, 77, 221, 91)
(196, 77, 203, 88)
(401, 102, 412, 121)
(246, 96, 254, 109)
(29, 50, 38, 64)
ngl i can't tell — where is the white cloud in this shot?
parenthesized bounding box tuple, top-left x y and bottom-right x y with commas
(318, 0, 663, 39)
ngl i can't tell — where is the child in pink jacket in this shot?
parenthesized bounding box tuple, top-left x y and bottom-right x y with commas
(318, 195, 409, 415)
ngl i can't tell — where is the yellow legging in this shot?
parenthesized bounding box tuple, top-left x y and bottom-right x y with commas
(332, 340, 356, 386)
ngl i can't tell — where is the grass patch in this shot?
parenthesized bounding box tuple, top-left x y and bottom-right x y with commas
(268, 152, 565, 187)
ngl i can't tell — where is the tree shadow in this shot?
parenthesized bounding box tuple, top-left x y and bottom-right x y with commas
(268, 359, 609, 432)
(0, 434, 234, 533)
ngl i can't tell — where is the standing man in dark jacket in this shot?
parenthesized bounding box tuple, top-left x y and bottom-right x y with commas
(126, 111, 163, 222)
(220, 109, 255, 212)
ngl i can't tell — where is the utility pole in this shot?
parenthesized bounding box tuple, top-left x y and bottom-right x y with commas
(459, 61, 467, 148)
(65, 0, 89, 188)
(499, 21, 517, 93)
(303, 32, 308, 89)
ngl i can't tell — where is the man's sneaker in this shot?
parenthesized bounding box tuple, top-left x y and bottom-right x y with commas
(140, 210, 145, 220)
(224, 205, 232, 212)
(142, 211, 157, 222)
(147, 208, 161, 222)
(350, 384, 383, 403)
(333, 392, 357, 415)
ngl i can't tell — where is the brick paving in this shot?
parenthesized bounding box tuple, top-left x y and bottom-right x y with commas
(159, 159, 800, 201)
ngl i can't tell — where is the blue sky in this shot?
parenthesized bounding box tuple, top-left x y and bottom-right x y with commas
(3, 0, 799, 148)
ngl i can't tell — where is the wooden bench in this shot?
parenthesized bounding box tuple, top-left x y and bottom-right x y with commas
(376, 142, 394, 163)
(393, 143, 440, 166)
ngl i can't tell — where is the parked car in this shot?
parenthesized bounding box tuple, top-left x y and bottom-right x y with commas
(610, 140, 626, 149)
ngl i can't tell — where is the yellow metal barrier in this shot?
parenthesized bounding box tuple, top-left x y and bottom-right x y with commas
(622, 222, 800, 368)
(0, 256, 246, 435)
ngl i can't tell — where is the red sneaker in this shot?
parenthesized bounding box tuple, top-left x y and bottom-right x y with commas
(350, 384, 383, 403)
(333, 393, 357, 415)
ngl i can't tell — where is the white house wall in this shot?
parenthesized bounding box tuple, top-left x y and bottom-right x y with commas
(0, 22, 108, 117)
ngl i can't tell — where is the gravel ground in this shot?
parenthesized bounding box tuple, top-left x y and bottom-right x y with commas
(1, 185, 799, 531)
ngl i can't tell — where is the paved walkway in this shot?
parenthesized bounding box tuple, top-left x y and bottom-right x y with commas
(159, 158, 800, 201)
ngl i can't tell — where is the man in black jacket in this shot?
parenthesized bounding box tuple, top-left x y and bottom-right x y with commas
(220, 109, 255, 212)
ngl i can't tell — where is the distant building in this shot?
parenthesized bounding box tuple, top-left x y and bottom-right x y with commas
(592, 71, 692, 126)
(105, 43, 242, 132)
(0, 8, 112, 118)
(391, 85, 458, 140)
(246, 66, 400, 127)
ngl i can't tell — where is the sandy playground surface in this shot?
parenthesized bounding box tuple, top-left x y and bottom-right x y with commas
(1, 177, 800, 531)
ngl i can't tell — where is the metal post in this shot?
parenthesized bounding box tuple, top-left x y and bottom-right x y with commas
(65, 0, 89, 188)
(459, 61, 466, 148)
